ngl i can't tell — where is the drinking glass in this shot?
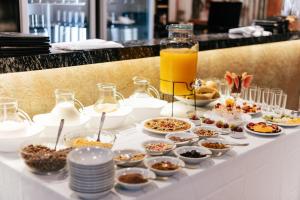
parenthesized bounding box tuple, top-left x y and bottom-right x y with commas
(219, 82, 229, 98)
(280, 93, 287, 114)
(261, 90, 270, 111)
(268, 91, 275, 112)
(249, 88, 257, 104)
(256, 87, 262, 106)
(273, 93, 282, 114)
(241, 88, 248, 101)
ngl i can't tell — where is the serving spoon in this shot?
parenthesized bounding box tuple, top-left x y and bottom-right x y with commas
(54, 119, 64, 151)
(96, 112, 106, 142)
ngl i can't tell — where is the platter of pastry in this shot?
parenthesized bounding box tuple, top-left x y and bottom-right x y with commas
(175, 80, 220, 106)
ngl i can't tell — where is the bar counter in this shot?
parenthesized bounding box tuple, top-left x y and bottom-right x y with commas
(0, 32, 299, 73)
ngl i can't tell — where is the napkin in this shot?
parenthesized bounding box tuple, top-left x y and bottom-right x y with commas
(229, 26, 272, 37)
(51, 39, 124, 51)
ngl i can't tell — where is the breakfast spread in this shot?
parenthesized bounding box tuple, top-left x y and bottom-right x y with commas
(144, 118, 191, 132)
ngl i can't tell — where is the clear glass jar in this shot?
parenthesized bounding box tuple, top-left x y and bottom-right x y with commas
(94, 83, 124, 113)
(0, 97, 31, 132)
(51, 89, 83, 121)
(160, 24, 199, 96)
(130, 76, 160, 99)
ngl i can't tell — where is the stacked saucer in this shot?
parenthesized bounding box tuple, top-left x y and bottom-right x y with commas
(68, 147, 115, 199)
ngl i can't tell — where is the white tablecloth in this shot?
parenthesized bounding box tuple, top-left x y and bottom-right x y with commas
(1, 108, 300, 200)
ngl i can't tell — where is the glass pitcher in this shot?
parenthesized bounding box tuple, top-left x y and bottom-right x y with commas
(94, 83, 124, 113)
(130, 76, 160, 99)
(160, 24, 199, 96)
(51, 89, 84, 121)
(0, 97, 31, 132)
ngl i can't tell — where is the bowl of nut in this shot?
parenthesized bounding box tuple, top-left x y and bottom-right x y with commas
(20, 138, 73, 175)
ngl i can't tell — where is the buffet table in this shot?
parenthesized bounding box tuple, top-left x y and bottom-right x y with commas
(0, 105, 300, 200)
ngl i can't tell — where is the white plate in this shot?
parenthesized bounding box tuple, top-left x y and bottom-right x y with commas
(142, 117, 194, 135)
(175, 96, 219, 107)
(68, 147, 114, 166)
(244, 125, 283, 136)
(116, 167, 155, 190)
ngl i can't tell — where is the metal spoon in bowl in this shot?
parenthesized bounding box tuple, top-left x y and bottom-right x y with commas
(54, 119, 64, 151)
(96, 112, 106, 142)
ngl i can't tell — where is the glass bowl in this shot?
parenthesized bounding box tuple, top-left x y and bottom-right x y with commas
(64, 129, 117, 149)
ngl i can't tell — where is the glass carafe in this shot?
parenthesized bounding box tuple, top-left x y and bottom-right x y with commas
(130, 76, 160, 99)
(160, 24, 199, 96)
(0, 97, 31, 133)
(94, 83, 124, 113)
(51, 89, 83, 122)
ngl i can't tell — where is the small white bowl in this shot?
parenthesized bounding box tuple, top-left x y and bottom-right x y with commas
(144, 156, 184, 176)
(84, 105, 132, 130)
(113, 149, 146, 167)
(165, 132, 198, 147)
(116, 167, 156, 190)
(198, 138, 232, 155)
(142, 140, 176, 156)
(192, 126, 219, 139)
(173, 146, 212, 165)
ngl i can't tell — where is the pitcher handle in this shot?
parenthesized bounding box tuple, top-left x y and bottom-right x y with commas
(116, 92, 125, 102)
(17, 108, 32, 124)
(147, 85, 160, 99)
(74, 98, 84, 112)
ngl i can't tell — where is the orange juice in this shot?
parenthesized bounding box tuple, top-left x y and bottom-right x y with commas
(160, 48, 198, 95)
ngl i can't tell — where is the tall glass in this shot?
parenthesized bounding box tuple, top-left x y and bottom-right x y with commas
(160, 24, 198, 96)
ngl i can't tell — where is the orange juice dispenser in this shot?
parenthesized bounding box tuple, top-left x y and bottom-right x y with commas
(160, 24, 199, 96)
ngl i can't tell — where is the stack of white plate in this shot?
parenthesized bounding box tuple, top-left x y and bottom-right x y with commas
(67, 147, 115, 199)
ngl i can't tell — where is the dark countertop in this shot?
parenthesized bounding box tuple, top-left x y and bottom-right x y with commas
(0, 31, 300, 74)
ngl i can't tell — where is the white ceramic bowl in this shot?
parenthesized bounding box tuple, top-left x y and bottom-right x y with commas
(124, 98, 168, 122)
(116, 167, 155, 190)
(173, 146, 212, 165)
(165, 132, 198, 147)
(191, 126, 219, 139)
(33, 113, 89, 137)
(198, 138, 232, 155)
(113, 149, 146, 167)
(142, 140, 176, 156)
(84, 105, 132, 130)
(144, 156, 184, 176)
(0, 123, 44, 152)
